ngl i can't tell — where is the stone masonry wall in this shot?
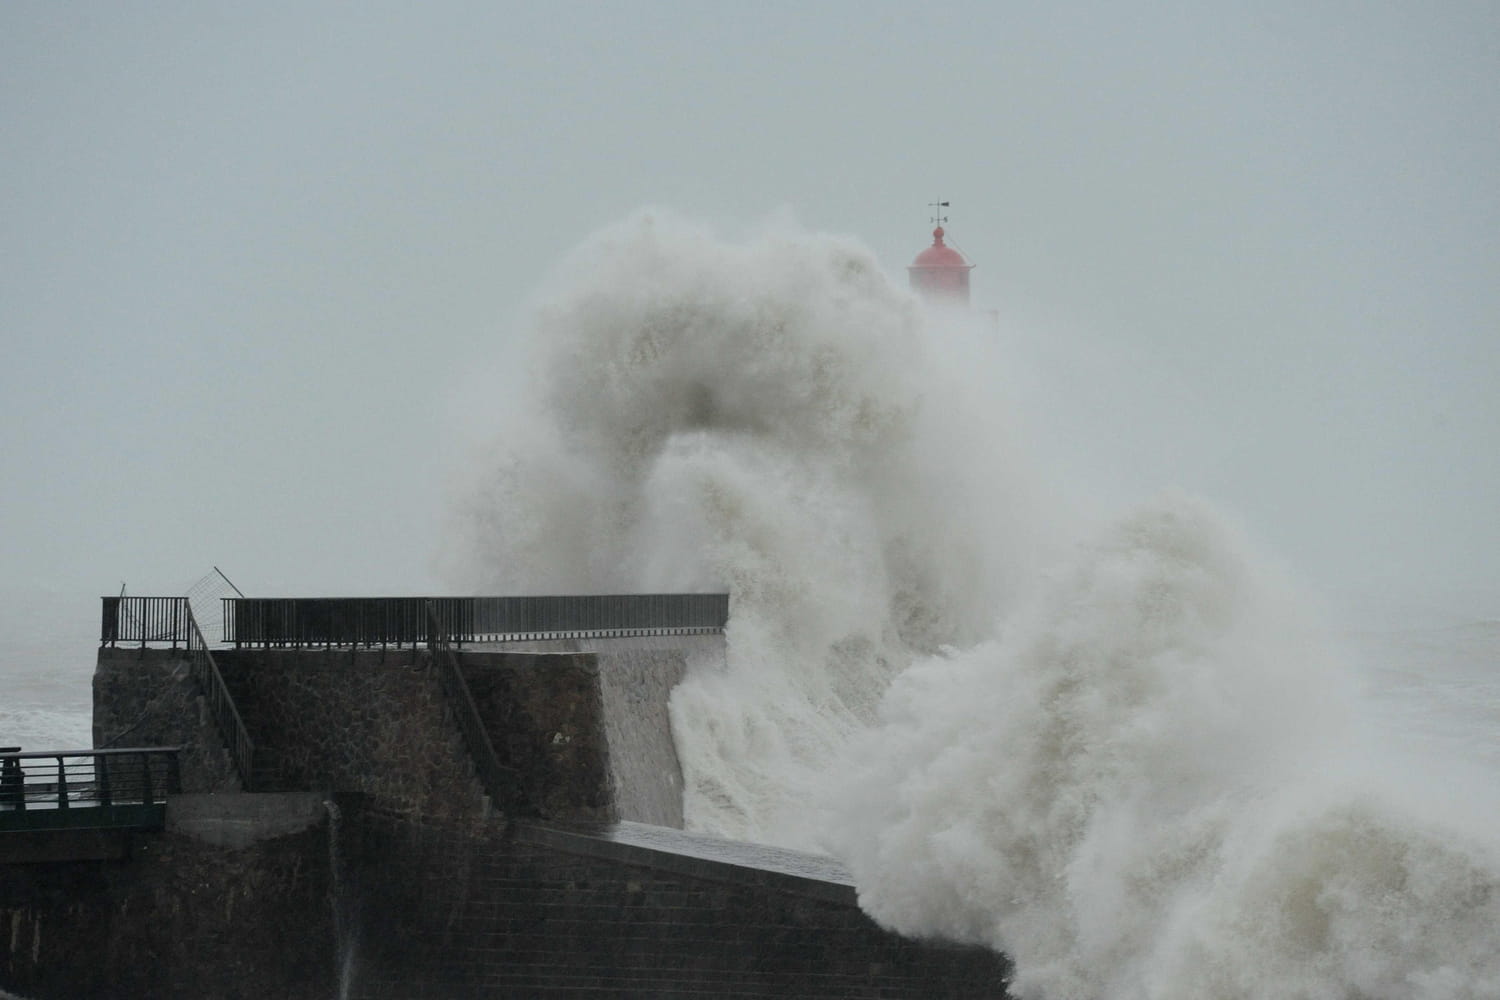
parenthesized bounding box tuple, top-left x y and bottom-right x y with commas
(74, 638, 1018, 999)
(497, 634, 723, 827)
(461, 652, 613, 823)
(458, 644, 692, 827)
(94, 644, 693, 826)
(0, 818, 334, 1000)
(92, 647, 239, 793)
(212, 648, 489, 821)
(343, 808, 1012, 1000)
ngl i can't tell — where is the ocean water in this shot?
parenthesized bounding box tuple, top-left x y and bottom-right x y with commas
(0, 586, 99, 750)
(9, 213, 1497, 998)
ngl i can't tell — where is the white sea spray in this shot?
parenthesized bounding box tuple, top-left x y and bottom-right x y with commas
(444, 211, 1500, 997)
(443, 210, 1056, 848)
(830, 496, 1500, 999)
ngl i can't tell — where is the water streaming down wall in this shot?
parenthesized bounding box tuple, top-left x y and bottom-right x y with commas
(444, 212, 1500, 999)
(324, 800, 357, 1000)
(595, 642, 692, 826)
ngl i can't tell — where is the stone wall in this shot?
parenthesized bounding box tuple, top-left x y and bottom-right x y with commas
(92, 647, 239, 793)
(211, 648, 490, 821)
(343, 807, 1013, 1000)
(466, 634, 723, 827)
(69, 637, 1021, 999)
(460, 652, 612, 822)
(457, 646, 688, 826)
(0, 797, 334, 1000)
(93, 641, 709, 826)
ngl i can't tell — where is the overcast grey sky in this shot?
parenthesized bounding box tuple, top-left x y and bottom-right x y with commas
(3, 2, 1496, 612)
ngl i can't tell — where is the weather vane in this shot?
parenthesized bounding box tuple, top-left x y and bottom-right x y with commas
(929, 200, 950, 226)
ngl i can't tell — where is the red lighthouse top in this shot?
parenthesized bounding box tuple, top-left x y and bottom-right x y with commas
(911, 227, 970, 269)
(908, 223, 974, 304)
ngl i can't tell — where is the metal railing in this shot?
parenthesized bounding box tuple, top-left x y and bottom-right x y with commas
(223, 594, 729, 648)
(0, 747, 181, 829)
(100, 596, 192, 647)
(424, 602, 529, 816)
(186, 610, 254, 789)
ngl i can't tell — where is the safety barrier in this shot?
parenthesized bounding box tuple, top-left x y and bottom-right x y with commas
(222, 594, 729, 648)
(0, 747, 181, 833)
(99, 596, 191, 647)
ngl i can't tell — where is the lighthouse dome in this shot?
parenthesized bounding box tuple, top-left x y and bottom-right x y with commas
(907, 224, 974, 303)
(910, 226, 970, 269)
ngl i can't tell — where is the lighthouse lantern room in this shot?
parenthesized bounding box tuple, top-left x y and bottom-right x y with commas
(908, 202, 974, 304)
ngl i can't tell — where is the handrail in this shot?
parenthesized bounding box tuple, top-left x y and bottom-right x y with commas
(224, 594, 728, 649)
(186, 609, 255, 790)
(424, 601, 529, 817)
(100, 596, 191, 647)
(0, 747, 181, 813)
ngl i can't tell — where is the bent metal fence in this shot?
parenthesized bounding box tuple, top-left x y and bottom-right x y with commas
(100, 596, 191, 648)
(0, 747, 181, 833)
(96, 597, 254, 790)
(423, 601, 528, 817)
(223, 594, 730, 649)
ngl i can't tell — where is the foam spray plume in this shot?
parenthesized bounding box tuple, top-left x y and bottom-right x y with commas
(445, 212, 1500, 998)
(445, 211, 1052, 846)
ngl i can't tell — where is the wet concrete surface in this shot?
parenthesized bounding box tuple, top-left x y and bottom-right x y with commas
(514, 819, 857, 904)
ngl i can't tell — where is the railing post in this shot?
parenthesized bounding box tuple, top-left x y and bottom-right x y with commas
(1, 750, 24, 811)
(95, 752, 113, 806)
(56, 756, 69, 809)
(140, 752, 154, 806)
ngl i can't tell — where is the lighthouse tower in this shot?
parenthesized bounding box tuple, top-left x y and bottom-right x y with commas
(908, 205, 974, 304)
